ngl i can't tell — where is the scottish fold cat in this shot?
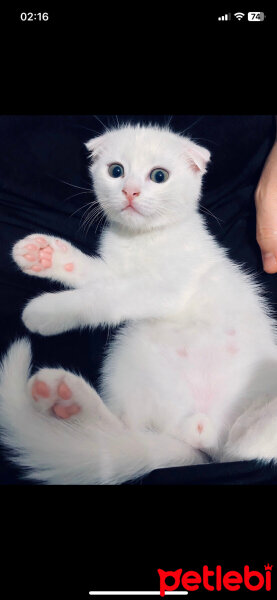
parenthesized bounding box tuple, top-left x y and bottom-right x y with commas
(1, 123, 277, 484)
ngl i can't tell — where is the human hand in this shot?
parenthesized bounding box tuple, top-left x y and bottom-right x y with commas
(255, 139, 277, 273)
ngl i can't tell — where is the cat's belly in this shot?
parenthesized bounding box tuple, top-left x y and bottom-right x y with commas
(100, 319, 277, 443)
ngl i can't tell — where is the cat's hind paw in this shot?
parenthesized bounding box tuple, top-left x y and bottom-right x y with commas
(221, 398, 277, 463)
(29, 369, 82, 419)
(28, 367, 122, 429)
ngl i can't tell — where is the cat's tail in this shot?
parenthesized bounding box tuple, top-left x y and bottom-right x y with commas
(0, 339, 204, 484)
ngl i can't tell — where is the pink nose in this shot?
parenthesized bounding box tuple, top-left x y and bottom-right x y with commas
(122, 186, 141, 205)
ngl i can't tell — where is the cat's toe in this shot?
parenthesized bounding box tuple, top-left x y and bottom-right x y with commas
(13, 234, 54, 275)
(29, 369, 82, 419)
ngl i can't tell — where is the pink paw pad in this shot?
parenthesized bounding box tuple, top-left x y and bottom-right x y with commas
(34, 236, 48, 246)
(40, 258, 52, 268)
(31, 377, 81, 419)
(21, 238, 54, 271)
(52, 381, 81, 418)
(39, 248, 53, 257)
(32, 380, 50, 401)
(57, 381, 72, 400)
(55, 239, 68, 252)
(24, 254, 36, 262)
(64, 262, 74, 271)
(53, 403, 80, 419)
(197, 423, 204, 434)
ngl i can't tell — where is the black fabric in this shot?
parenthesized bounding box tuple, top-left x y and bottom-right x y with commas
(1, 114, 277, 485)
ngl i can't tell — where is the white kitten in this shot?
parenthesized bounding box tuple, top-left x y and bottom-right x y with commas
(1, 123, 277, 485)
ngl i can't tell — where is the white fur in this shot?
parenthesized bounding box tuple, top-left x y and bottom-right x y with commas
(1, 123, 277, 484)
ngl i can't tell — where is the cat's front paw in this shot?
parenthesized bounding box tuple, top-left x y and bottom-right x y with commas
(22, 294, 67, 335)
(13, 234, 76, 280)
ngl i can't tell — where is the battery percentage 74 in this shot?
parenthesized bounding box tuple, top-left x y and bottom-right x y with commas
(248, 12, 265, 21)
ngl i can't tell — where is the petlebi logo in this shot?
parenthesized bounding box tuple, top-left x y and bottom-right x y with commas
(158, 564, 273, 594)
(89, 564, 273, 596)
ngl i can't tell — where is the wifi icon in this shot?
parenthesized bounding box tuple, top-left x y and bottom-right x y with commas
(234, 12, 245, 20)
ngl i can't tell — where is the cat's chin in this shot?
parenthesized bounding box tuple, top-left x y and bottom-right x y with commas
(110, 212, 174, 234)
(107, 209, 149, 232)
(105, 206, 183, 233)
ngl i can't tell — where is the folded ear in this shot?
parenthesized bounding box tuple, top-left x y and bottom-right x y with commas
(85, 135, 106, 160)
(183, 139, 211, 174)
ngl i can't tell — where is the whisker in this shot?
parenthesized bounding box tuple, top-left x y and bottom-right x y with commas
(69, 200, 99, 218)
(165, 115, 173, 128)
(81, 210, 106, 237)
(80, 206, 104, 232)
(190, 136, 219, 147)
(199, 203, 223, 228)
(92, 115, 109, 132)
(63, 190, 93, 203)
(81, 210, 101, 230)
(95, 211, 108, 234)
(73, 124, 102, 136)
(179, 116, 205, 136)
(81, 202, 102, 216)
(47, 174, 92, 192)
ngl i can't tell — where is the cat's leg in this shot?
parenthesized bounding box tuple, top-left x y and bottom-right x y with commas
(12, 233, 98, 288)
(27, 367, 208, 478)
(0, 340, 208, 483)
(22, 289, 84, 335)
(221, 396, 277, 463)
(21, 276, 185, 336)
(28, 367, 122, 429)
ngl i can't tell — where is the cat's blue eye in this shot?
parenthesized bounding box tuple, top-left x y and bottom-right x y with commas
(150, 168, 169, 183)
(108, 163, 124, 178)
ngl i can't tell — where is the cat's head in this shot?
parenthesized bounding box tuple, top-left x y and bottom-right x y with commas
(86, 124, 210, 232)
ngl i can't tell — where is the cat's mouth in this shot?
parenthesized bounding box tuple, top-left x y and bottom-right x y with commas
(121, 205, 143, 216)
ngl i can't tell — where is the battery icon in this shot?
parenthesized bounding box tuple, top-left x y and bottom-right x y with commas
(248, 12, 265, 21)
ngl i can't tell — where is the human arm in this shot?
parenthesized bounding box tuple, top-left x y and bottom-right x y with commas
(255, 117, 277, 273)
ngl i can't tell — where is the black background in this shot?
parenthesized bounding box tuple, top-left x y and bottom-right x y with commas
(1, 3, 277, 598)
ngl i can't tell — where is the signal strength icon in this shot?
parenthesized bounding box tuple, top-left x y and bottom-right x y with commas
(234, 12, 245, 20)
(218, 13, 231, 20)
